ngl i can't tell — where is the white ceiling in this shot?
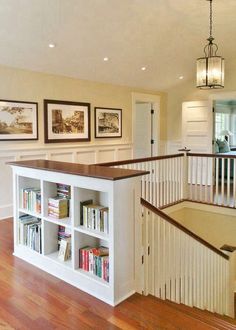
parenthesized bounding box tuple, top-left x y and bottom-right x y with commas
(0, 0, 235, 91)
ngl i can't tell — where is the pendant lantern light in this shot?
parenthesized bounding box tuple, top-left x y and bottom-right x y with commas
(196, 0, 224, 89)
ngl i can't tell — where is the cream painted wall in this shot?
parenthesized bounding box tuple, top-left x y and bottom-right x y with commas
(0, 64, 167, 219)
(0, 64, 167, 148)
(169, 207, 236, 250)
(166, 58, 236, 142)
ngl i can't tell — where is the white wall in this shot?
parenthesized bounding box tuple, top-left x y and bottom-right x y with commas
(166, 57, 236, 151)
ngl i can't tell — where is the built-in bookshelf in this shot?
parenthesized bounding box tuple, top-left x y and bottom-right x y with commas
(9, 160, 147, 306)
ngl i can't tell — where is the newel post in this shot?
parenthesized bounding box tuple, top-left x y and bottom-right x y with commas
(178, 147, 190, 200)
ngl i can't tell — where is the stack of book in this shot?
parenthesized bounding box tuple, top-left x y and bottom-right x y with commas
(48, 197, 69, 219)
(18, 214, 41, 253)
(21, 187, 41, 214)
(58, 225, 71, 261)
(56, 183, 71, 199)
(81, 201, 109, 233)
(79, 246, 109, 282)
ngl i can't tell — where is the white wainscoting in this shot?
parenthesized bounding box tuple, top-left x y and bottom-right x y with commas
(0, 143, 133, 220)
(166, 140, 182, 154)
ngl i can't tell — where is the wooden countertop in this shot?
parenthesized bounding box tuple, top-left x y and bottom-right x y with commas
(7, 159, 149, 181)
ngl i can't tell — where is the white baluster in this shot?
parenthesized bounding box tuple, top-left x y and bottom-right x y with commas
(227, 158, 230, 206)
(160, 160, 163, 207)
(205, 157, 209, 203)
(189, 156, 193, 200)
(215, 158, 219, 205)
(195, 157, 198, 201)
(221, 158, 225, 206)
(210, 157, 214, 204)
(200, 157, 203, 202)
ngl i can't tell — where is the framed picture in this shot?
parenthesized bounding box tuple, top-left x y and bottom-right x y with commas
(44, 99, 90, 143)
(0, 99, 38, 141)
(95, 107, 122, 138)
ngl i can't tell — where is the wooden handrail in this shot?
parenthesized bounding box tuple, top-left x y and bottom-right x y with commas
(98, 153, 184, 167)
(140, 198, 229, 260)
(188, 152, 236, 159)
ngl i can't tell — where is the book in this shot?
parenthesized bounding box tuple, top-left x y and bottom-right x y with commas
(21, 187, 41, 214)
(48, 197, 69, 219)
(58, 226, 71, 260)
(79, 245, 109, 282)
(81, 203, 109, 233)
(18, 214, 41, 253)
(58, 239, 69, 261)
(80, 199, 93, 225)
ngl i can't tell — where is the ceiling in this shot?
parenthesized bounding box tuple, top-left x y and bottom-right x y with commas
(0, 0, 235, 91)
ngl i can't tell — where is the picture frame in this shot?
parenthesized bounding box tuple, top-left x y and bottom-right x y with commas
(0, 99, 38, 141)
(44, 99, 90, 143)
(94, 107, 122, 138)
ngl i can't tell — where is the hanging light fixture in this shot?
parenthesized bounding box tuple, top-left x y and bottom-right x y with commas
(196, 0, 224, 89)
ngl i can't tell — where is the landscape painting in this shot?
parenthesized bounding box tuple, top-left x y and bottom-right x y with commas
(44, 100, 90, 143)
(95, 107, 122, 138)
(0, 100, 38, 141)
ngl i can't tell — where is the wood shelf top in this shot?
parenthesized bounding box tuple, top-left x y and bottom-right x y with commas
(8, 159, 149, 181)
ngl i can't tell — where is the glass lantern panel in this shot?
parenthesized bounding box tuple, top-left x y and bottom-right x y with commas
(208, 57, 224, 86)
(196, 58, 207, 87)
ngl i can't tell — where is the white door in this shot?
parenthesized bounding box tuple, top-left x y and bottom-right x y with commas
(182, 101, 212, 153)
(134, 102, 158, 158)
(182, 101, 213, 185)
(134, 103, 152, 158)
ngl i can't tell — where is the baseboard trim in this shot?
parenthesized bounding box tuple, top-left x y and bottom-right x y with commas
(0, 204, 13, 220)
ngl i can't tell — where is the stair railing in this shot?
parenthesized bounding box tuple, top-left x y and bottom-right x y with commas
(100, 151, 236, 210)
(187, 152, 236, 208)
(140, 198, 234, 317)
(99, 153, 184, 209)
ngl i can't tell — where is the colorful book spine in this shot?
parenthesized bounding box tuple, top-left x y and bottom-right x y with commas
(79, 246, 109, 282)
(21, 188, 41, 214)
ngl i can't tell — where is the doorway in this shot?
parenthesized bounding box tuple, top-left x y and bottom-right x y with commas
(214, 99, 236, 149)
(132, 93, 160, 159)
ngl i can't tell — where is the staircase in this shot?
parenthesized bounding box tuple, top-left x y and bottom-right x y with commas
(125, 294, 236, 330)
(100, 153, 236, 318)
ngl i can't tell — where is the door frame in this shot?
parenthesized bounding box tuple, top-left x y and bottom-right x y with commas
(132, 93, 160, 157)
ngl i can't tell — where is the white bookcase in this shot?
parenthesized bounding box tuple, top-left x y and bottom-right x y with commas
(9, 160, 146, 306)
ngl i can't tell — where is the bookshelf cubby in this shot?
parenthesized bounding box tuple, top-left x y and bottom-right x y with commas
(9, 159, 147, 306)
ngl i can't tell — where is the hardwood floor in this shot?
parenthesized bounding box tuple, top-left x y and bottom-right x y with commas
(0, 218, 236, 330)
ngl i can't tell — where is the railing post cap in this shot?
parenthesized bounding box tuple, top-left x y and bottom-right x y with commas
(178, 147, 191, 153)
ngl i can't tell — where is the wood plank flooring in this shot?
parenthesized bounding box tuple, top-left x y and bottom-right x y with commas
(0, 218, 236, 329)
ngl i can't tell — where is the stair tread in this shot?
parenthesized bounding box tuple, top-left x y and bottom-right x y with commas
(128, 294, 226, 330)
(165, 300, 236, 329)
(143, 295, 236, 330)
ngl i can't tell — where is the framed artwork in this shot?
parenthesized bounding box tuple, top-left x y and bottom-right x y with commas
(44, 99, 90, 143)
(0, 99, 38, 141)
(95, 107, 122, 138)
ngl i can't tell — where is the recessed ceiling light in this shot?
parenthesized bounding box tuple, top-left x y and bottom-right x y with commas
(103, 57, 109, 61)
(141, 67, 146, 71)
(179, 75, 184, 80)
(49, 43, 56, 48)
